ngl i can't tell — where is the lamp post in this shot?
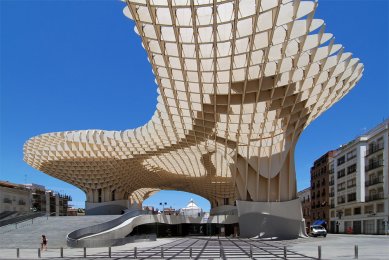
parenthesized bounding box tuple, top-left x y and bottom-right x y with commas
(159, 202, 167, 214)
(336, 211, 343, 233)
(384, 218, 389, 235)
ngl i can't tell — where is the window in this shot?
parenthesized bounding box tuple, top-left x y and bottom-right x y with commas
(345, 208, 352, 216)
(347, 150, 356, 160)
(337, 169, 346, 179)
(329, 163, 335, 174)
(98, 188, 102, 203)
(337, 195, 345, 204)
(338, 182, 346, 191)
(223, 198, 229, 205)
(365, 205, 374, 214)
(347, 164, 357, 175)
(377, 203, 384, 213)
(354, 207, 361, 215)
(364, 220, 375, 234)
(347, 178, 356, 188)
(347, 192, 356, 202)
(111, 189, 116, 201)
(337, 156, 346, 166)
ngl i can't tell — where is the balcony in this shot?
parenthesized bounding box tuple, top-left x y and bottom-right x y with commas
(338, 187, 346, 192)
(365, 192, 384, 202)
(365, 176, 384, 187)
(366, 143, 384, 157)
(365, 160, 384, 172)
(347, 184, 356, 188)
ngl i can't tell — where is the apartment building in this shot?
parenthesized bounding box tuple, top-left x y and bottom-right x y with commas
(24, 184, 71, 216)
(0, 181, 72, 216)
(329, 119, 389, 234)
(297, 187, 311, 231)
(0, 181, 31, 213)
(310, 151, 335, 230)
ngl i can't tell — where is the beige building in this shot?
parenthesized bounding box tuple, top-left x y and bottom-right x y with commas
(330, 119, 389, 234)
(297, 187, 311, 230)
(24, 0, 363, 238)
(24, 183, 71, 216)
(0, 181, 71, 217)
(0, 181, 31, 214)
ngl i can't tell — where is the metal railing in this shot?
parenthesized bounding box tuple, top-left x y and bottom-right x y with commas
(365, 193, 384, 202)
(67, 209, 146, 247)
(0, 212, 46, 227)
(365, 160, 384, 172)
(365, 143, 384, 156)
(365, 176, 384, 187)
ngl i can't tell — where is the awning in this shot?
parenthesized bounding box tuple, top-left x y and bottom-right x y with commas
(313, 220, 326, 226)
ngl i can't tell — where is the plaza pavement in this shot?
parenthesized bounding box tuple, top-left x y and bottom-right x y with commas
(0, 234, 388, 259)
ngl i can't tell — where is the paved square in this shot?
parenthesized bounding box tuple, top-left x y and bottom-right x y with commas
(0, 234, 388, 259)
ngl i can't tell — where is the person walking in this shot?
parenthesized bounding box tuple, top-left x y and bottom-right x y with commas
(41, 235, 48, 251)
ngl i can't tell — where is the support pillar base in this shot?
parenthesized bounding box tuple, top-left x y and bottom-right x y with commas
(236, 199, 307, 239)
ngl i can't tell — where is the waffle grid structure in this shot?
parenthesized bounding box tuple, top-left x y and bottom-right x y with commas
(24, 0, 363, 211)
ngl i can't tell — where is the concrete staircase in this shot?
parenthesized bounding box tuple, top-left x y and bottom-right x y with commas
(0, 215, 117, 249)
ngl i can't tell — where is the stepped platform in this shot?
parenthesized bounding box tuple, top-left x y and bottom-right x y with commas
(0, 215, 117, 249)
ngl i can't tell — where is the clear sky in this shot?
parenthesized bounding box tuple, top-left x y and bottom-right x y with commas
(1, 0, 388, 212)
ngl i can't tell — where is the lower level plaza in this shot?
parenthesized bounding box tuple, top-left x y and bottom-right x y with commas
(0, 235, 388, 259)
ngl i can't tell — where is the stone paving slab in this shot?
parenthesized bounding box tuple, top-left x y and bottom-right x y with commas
(0, 235, 388, 259)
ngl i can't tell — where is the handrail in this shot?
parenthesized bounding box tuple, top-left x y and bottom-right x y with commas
(67, 210, 146, 242)
(0, 212, 46, 227)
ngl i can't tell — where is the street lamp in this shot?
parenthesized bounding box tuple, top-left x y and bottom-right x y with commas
(159, 202, 167, 214)
(383, 218, 389, 235)
(336, 211, 343, 234)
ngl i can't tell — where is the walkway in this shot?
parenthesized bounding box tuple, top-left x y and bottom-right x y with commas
(0, 234, 388, 259)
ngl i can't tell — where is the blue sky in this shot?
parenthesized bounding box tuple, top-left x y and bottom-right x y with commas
(1, 0, 388, 212)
